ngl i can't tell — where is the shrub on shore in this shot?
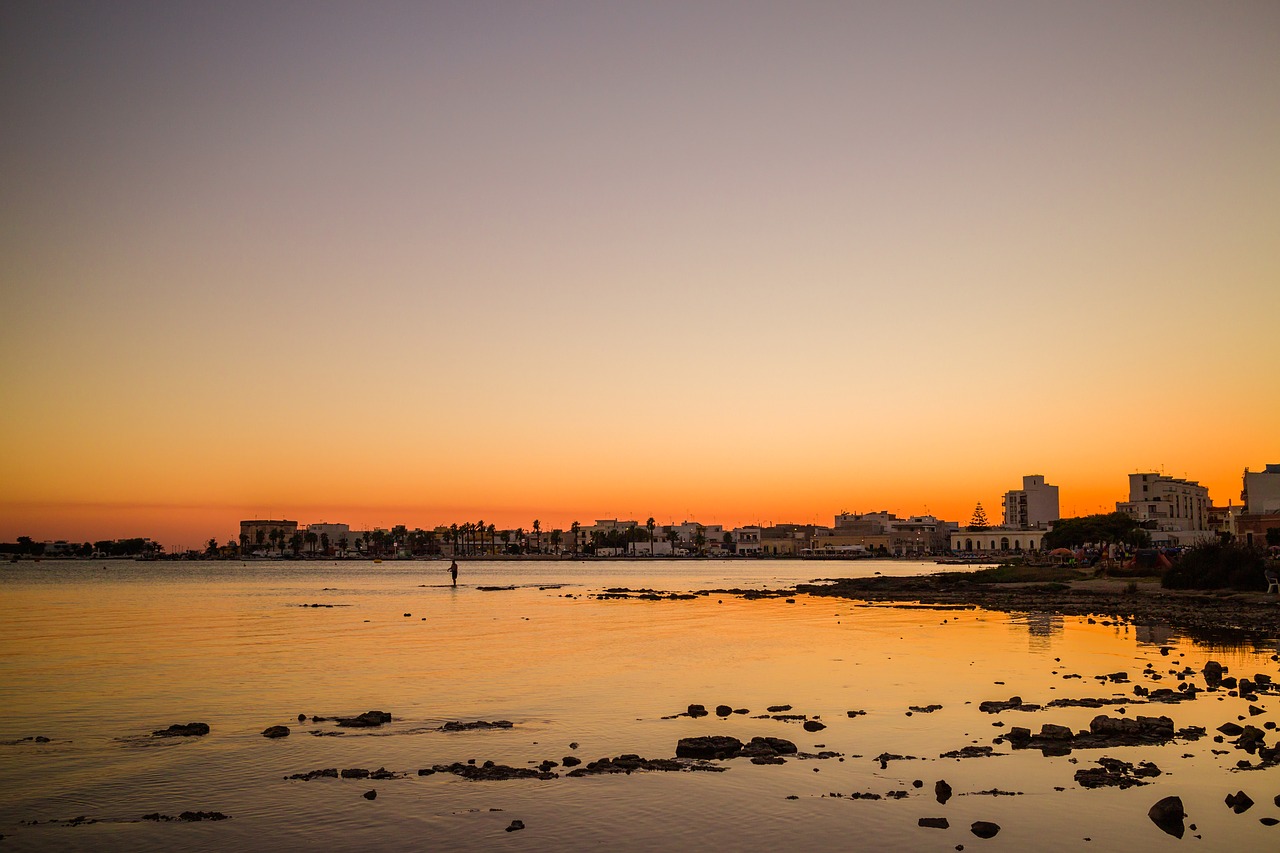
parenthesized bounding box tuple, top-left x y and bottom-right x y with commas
(1161, 540, 1267, 591)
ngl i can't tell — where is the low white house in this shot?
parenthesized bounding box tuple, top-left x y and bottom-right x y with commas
(950, 528, 1045, 553)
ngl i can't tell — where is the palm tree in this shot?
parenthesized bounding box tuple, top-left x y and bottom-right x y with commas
(550, 529, 562, 553)
(646, 517, 656, 556)
(665, 528, 680, 555)
(239, 533, 250, 556)
(448, 523, 459, 556)
(694, 525, 706, 556)
(487, 523, 497, 555)
(255, 528, 266, 553)
(269, 528, 281, 555)
(207, 537, 219, 556)
(514, 527, 525, 554)
(289, 532, 303, 556)
(320, 532, 330, 555)
(533, 519, 541, 555)
(337, 535, 349, 557)
(570, 521, 580, 556)
(305, 530, 318, 555)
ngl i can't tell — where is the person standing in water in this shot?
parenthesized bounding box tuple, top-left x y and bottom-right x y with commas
(448, 559, 458, 587)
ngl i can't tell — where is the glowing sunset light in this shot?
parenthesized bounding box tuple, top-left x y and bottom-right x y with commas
(1, 2, 1276, 549)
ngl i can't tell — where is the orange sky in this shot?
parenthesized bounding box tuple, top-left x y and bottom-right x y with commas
(2, 3, 1277, 549)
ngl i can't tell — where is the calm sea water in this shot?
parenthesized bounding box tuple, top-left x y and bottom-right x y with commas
(2, 558, 1277, 851)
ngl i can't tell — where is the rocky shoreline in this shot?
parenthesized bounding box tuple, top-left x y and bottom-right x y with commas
(685, 574, 1280, 642)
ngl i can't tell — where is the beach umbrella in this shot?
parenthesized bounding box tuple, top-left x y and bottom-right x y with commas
(1048, 548, 1074, 557)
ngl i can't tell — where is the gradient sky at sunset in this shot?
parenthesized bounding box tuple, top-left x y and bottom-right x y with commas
(2, 2, 1277, 548)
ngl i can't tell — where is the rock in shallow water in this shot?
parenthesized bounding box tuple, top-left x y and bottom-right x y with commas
(676, 736, 743, 759)
(1148, 796, 1186, 838)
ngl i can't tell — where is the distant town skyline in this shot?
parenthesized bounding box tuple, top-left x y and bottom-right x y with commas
(3, 3, 1277, 550)
(4, 464, 1268, 552)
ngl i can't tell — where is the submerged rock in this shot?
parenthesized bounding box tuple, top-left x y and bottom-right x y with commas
(286, 768, 339, 780)
(440, 720, 513, 732)
(935, 780, 952, 804)
(940, 746, 1000, 759)
(433, 761, 556, 781)
(565, 754, 725, 776)
(919, 818, 950, 829)
(152, 722, 209, 738)
(262, 726, 290, 738)
(335, 711, 391, 728)
(970, 821, 1000, 838)
(979, 697, 1040, 713)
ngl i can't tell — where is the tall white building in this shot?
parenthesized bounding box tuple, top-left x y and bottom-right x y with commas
(1002, 475, 1059, 529)
(1116, 473, 1211, 538)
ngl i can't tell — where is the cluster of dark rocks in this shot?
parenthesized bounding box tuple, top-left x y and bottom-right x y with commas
(430, 761, 557, 781)
(1003, 714, 1204, 755)
(285, 767, 401, 780)
(142, 811, 229, 822)
(565, 754, 726, 776)
(1073, 757, 1162, 789)
(676, 735, 798, 762)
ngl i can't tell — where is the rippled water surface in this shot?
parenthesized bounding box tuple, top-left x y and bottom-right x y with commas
(2, 558, 1278, 851)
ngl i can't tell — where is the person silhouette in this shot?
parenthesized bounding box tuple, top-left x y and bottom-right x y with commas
(449, 560, 458, 587)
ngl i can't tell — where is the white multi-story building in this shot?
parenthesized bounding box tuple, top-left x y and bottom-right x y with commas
(1243, 464, 1280, 514)
(733, 526, 762, 556)
(1116, 473, 1211, 540)
(1002, 475, 1059, 529)
(305, 522, 350, 541)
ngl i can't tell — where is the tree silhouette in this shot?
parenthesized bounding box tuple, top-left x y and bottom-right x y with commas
(968, 503, 991, 531)
(646, 517, 656, 555)
(533, 519, 541, 555)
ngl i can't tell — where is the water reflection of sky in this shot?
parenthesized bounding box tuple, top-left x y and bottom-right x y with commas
(2, 560, 1278, 850)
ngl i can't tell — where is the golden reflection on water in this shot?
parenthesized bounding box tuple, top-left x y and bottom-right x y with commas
(2, 560, 1278, 851)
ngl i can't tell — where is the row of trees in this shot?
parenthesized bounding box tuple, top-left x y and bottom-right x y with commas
(1, 537, 160, 557)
